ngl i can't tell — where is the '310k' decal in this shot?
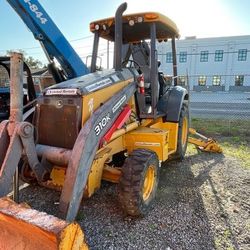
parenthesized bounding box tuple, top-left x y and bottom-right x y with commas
(94, 114, 111, 136)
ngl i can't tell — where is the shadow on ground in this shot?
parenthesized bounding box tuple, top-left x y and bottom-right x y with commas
(19, 151, 249, 249)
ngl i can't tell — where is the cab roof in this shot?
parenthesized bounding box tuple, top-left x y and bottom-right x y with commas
(90, 12, 179, 43)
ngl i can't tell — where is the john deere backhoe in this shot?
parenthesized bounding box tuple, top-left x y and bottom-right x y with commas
(0, 1, 221, 249)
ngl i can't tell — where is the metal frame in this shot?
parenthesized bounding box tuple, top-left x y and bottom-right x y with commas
(0, 53, 50, 198)
(114, 2, 127, 71)
(90, 32, 100, 73)
(150, 23, 158, 117)
(171, 37, 178, 86)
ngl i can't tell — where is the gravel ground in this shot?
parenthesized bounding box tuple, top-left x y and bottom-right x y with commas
(19, 148, 250, 250)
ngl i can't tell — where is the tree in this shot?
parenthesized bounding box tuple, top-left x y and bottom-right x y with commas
(25, 56, 43, 69)
(6, 50, 44, 69)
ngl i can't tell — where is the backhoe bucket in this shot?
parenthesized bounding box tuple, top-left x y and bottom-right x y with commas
(0, 198, 88, 250)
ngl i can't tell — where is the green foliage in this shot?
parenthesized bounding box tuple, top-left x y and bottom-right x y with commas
(190, 118, 250, 168)
(25, 56, 43, 69)
(6, 49, 44, 69)
(191, 118, 250, 141)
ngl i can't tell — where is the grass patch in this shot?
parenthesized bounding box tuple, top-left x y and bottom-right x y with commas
(191, 118, 250, 140)
(221, 140, 250, 168)
(214, 229, 234, 250)
(190, 118, 250, 168)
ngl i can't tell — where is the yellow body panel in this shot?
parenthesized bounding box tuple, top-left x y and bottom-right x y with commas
(150, 120, 178, 154)
(124, 126, 169, 161)
(84, 150, 110, 198)
(85, 136, 125, 197)
(82, 79, 132, 124)
(48, 118, 179, 195)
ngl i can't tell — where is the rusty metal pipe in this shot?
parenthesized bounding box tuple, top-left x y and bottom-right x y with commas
(36, 144, 72, 166)
(8, 53, 23, 135)
(8, 52, 23, 203)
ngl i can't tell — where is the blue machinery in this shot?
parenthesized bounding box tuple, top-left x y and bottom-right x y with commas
(7, 0, 89, 80)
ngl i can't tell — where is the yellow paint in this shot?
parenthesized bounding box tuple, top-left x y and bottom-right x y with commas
(47, 136, 125, 197)
(90, 12, 179, 40)
(48, 119, 179, 198)
(102, 166, 121, 183)
(150, 120, 178, 154)
(84, 153, 109, 198)
(140, 118, 162, 127)
(110, 121, 139, 141)
(59, 223, 89, 250)
(50, 166, 66, 187)
(82, 79, 132, 125)
(124, 126, 169, 161)
(182, 117, 188, 145)
(85, 136, 125, 197)
(188, 128, 222, 153)
(143, 165, 155, 201)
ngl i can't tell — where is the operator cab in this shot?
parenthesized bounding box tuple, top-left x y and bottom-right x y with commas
(90, 8, 179, 118)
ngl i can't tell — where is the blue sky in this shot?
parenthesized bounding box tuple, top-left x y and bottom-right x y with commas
(0, 0, 249, 64)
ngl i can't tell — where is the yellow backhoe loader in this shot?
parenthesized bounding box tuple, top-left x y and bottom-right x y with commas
(0, 2, 221, 249)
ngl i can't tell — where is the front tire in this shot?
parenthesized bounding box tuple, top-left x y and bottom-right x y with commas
(118, 149, 159, 216)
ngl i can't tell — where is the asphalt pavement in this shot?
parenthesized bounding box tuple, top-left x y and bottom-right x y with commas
(189, 92, 250, 120)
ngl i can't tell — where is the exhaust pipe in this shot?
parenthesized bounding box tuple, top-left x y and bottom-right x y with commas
(114, 2, 127, 71)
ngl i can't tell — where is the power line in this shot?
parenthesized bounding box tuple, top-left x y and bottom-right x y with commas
(0, 35, 94, 52)
(11, 43, 108, 56)
(70, 35, 93, 42)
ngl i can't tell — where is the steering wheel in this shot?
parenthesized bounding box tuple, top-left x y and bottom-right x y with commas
(122, 59, 142, 73)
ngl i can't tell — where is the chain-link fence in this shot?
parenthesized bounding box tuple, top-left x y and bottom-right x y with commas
(179, 75, 250, 136)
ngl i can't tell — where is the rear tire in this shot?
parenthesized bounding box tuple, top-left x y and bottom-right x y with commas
(171, 103, 189, 160)
(118, 149, 159, 216)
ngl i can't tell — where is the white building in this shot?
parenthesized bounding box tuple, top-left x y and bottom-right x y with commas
(157, 35, 250, 92)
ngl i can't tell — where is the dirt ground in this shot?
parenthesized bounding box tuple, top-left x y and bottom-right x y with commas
(19, 145, 250, 250)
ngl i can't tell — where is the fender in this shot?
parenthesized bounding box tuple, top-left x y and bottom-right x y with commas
(157, 86, 189, 122)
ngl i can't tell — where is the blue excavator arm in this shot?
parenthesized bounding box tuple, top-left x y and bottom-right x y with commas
(7, 0, 89, 79)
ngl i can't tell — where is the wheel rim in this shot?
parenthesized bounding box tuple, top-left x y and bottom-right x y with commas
(181, 117, 188, 146)
(143, 165, 155, 201)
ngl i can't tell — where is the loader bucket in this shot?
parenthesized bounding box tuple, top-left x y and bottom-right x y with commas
(0, 197, 88, 250)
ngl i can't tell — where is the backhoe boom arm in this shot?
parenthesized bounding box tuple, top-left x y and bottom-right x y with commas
(7, 0, 89, 79)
